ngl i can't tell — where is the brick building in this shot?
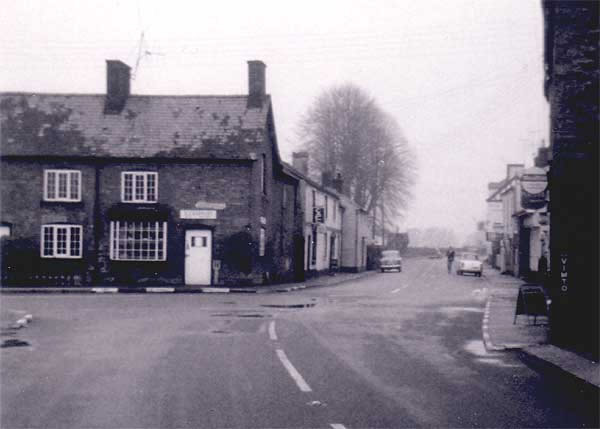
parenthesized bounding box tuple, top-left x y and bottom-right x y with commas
(0, 60, 302, 287)
(542, 0, 599, 358)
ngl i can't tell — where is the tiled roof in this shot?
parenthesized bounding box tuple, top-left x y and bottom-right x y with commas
(0, 93, 270, 159)
(281, 161, 340, 199)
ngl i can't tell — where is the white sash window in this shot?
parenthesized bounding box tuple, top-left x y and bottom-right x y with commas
(121, 172, 157, 203)
(41, 225, 82, 258)
(44, 170, 81, 202)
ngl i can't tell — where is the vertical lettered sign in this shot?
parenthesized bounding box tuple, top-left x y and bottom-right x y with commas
(559, 253, 568, 292)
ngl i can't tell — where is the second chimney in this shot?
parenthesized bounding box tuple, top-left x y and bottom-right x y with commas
(247, 60, 266, 108)
(292, 151, 309, 175)
(105, 60, 131, 114)
(332, 173, 344, 194)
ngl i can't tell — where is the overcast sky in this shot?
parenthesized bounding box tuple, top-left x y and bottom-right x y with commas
(1, 0, 548, 242)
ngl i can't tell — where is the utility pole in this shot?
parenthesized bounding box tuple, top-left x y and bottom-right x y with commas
(381, 194, 385, 247)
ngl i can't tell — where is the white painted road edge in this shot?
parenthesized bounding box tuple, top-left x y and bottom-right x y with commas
(276, 349, 312, 392)
(146, 287, 175, 293)
(202, 287, 231, 293)
(268, 321, 278, 341)
(92, 288, 118, 293)
(482, 297, 506, 351)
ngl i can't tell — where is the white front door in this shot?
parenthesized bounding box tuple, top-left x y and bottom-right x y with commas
(185, 230, 212, 285)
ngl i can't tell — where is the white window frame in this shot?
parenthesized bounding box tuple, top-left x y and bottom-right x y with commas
(109, 221, 167, 261)
(121, 172, 158, 203)
(44, 170, 82, 202)
(40, 224, 83, 259)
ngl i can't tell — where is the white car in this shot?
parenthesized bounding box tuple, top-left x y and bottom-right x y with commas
(380, 250, 402, 272)
(456, 253, 483, 277)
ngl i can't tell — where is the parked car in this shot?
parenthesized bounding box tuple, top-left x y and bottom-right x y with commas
(456, 253, 483, 276)
(380, 250, 402, 272)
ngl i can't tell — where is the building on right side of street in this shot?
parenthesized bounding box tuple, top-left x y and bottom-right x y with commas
(542, 0, 599, 360)
(493, 164, 524, 275)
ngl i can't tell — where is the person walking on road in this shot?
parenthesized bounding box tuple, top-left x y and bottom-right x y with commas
(446, 246, 455, 274)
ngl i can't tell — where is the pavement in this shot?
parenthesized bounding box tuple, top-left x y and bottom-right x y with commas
(0, 270, 376, 295)
(482, 265, 599, 392)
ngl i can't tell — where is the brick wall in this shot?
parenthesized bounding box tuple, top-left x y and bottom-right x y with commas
(544, 0, 599, 358)
(1, 154, 303, 286)
(96, 161, 256, 285)
(1, 160, 96, 285)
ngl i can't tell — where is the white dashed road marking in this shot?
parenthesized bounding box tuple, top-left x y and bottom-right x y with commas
(330, 424, 347, 429)
(391, 283, 409, 294)
(269, 321, 278, 341)
(276, 349, 312, 392)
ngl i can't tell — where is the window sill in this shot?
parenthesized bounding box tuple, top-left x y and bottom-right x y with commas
(40, 200, 84, 209)
(41, 256, 83, 259)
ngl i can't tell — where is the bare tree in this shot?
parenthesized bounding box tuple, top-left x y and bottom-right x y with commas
(297, 83, 416, 221)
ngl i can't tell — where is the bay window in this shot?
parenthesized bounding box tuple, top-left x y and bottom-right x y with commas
(109, 221, 167, 261)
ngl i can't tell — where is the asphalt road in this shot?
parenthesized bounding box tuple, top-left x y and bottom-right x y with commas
(1, 257, 596, 428)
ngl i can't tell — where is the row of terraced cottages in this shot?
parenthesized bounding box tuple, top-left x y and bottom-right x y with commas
(0, 60, 372, 287)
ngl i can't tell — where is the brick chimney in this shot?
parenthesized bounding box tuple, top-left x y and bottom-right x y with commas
(292, 151, 309, 175)
(105, 60, 131, 114)
(506, 163, 525, 179)
(332, 172, 344, 194)
(247, 60, 266, 108)
(322, 171, 332, 187)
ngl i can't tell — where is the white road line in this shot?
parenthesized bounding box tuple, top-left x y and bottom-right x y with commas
(391, 283, 409, 294)
(276, 349, 312, 392)
(330, 424, 347, 429)
(269, 321, 278, 341)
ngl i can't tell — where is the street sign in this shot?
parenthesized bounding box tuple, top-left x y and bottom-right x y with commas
(514, 284, 549, 325)
(521, 167, 548, 210)
(313, 207, 325, 223)
(180, 209, 217, 219)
